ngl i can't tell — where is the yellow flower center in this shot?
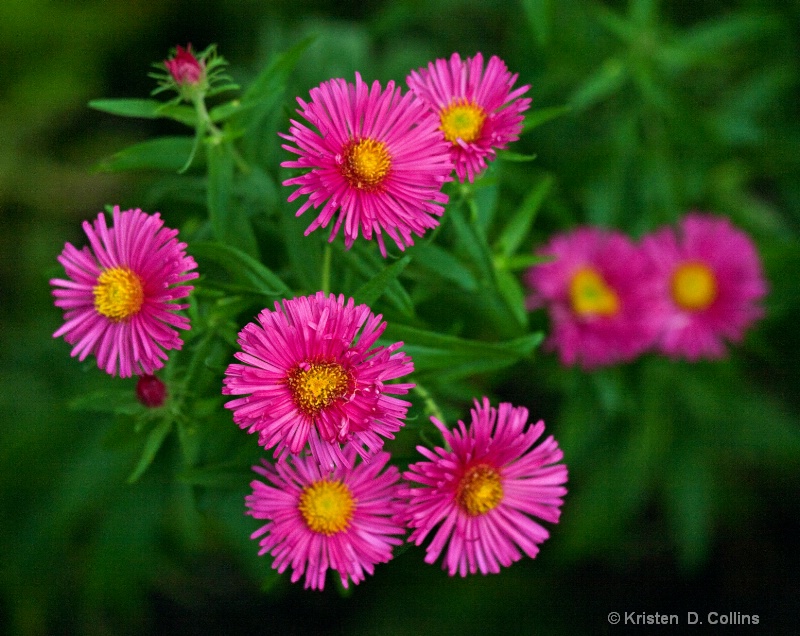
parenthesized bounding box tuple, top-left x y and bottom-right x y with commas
(93, 266, 144, 321)
(286, 361, 352, 418)
(439, 99, 487, 144)
(298, 479, 355, 535)
(671, 261, 718, 311)
(456, 464, 504, 516)
(569, 267, 620, 318)
(340, 138, 392, 191)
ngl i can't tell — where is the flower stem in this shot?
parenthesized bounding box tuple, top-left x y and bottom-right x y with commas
(413, 383, 445, 426)
(321, 243, 332, 294)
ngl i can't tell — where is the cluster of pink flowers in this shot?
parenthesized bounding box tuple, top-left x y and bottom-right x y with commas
(526, 213, 768, 368)
(226, 292, 567, 589)
(50, 49, 568, 592)
(230, 54, 553, 590)
(281, 52, 530, 256)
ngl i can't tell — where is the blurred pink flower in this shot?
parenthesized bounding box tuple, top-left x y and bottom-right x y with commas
(407, 52, 531, 182)
(50, 206, 198, 378)
(280, 72, 453, 257)
(402, 398, 567, 576)
(246, 450, 405, 591)
(164, 44, 204, 86)
(223, 292, 414, 470)
(642, 213, 767, 360)
(525, 227, 662, 369)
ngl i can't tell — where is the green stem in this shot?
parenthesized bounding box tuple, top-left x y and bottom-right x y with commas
(321, 243, 332, 294)
(413, 383, 445, 425)
(193, 95, 251, 174)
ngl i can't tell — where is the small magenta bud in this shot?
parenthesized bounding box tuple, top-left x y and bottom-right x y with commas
(164, 45, 204, 86)
(136, 374, 167, 408)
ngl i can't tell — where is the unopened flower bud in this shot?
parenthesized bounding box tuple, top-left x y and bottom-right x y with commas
(136, 374, 167, 408)
(164, 45, 204, 87)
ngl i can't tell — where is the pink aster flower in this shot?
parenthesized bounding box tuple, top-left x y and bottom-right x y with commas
(641, 213, 767, 360)
(402, 398, 567, 577)
(525, 227, 662, 369)
(406, 52, 531, 183)
(50, 206, 199, 378)
(223, 292, 414, 470)
(280, 72, 454, 257)
(246, 449, 405, 591)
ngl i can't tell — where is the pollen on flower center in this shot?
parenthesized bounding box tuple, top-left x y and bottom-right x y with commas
(569, 267, 620, 318)
(439, 98, 487, 144)
(457, 464, 504, 516)
(672, 261, 718, 311)
(93, 266, 145, 321)
(340, 138, 392, 191)
(287, 361, 352, 418)
(298, 479, 355, 535)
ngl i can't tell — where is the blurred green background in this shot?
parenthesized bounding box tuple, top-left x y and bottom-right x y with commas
(2, 0, 799, 634)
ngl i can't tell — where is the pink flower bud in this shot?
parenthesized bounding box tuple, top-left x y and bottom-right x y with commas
(164, 45, 204, 86)
(136, 374, 167, 408)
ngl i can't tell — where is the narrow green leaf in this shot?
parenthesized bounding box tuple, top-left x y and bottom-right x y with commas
(665, 14, 777, 69)
(281, 205, 323, 292)
(189, 241, 290, 297)
(449, 204, 494, 283)
(498, 253, 552, 271)
(521, 0, 551, 46)
(207, 141, 258, 257)
(209, 99, 248, 123)
(89, 98, 164, 118)
(384, 324, 543, 378)
(89, 98, 197, 126)
(569, 58, 627, 111)
(593, 4, 639, 41)
(238, 37, 316, 160)
(339, 245, 415, 317)
(127, 419, 172, 483)
(495, 174, 554, 258)
(242, 36, 315, 105)
(89, 99, 163, 120)
(522, 105, 571, 133)
(411, 242, 478, 292)
(630, 0, 659, 29)
(94, 136, 195, 173)
(496, 151, 538, 162)
(352, 256, 411, 307)
(69, 389, 139, 415)
(496, 270, 528, 328)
